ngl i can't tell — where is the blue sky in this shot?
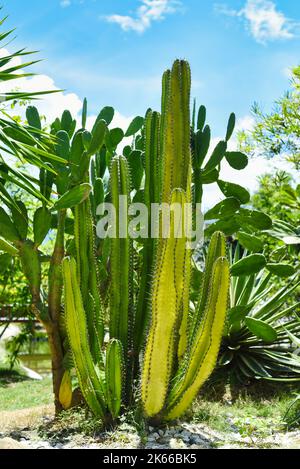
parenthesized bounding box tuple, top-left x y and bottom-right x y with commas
(2, 1, 300, 206)
(4, 0, 300, 134)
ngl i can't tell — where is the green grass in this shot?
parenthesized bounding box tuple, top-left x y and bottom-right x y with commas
(191, 379, 299, 441)
(0, 365, 53, 411)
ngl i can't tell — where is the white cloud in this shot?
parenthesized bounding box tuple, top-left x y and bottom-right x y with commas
(203, 154, 299, 210)
(1, 48, 133, 137)
(60, 0, 71, 7)
(105, 0, 182, 33)
(201, 114, 299, 209)
(215, 0, 298, 44)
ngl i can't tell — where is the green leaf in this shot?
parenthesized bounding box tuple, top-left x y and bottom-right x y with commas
(218, 180, 250, 204)
(0, 253, 12, 274)
(225, 151, 248, 170)
(231, 254, 266, 277)
(237, 232, 264, 252)
(236, 209, 272, 231)
(226, 113, 235, 141)
(201, 169, 219, 184)
(228, 305, 252, 323)
(195, 125, 211, 168)
(204, 197, 240, 220)
(94, 178, 105, 207)
(33, 207, 51, 246)
(39, 164, 54, 200)
(219, 351, 234, 366)
(197, 105, 206, 132)
(82, 130, 92, 151)
(88, 119, 106, 156)
(105, 128, 124, 152)
(125, 116, 144, 137)
(82, 98, 87, 129)
(266, 263, 296, 278)
(56, 167, 70, 196)
(0, 237, 18, 256)
(70, 131, 84, 180)
(245, 317, 278, 342)
(0, 164, 8, 186)
(11, 201, 28, 240)
(203, 140, 227, 173)
(26, 106, 41, 130)
(284, 328, 300, 348)
(55, 130, 70, 160)
(98, 106, 114, 126)
(0, 207, 20, 243)
(52, 183, 92, 211)
(205, 217, 240, 237)
(61, 110, 74, 136)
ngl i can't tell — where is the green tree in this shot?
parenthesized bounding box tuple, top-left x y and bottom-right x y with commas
(239, 66, 300, 171)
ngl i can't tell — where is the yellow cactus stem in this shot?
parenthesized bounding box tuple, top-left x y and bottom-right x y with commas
(161, 60, 192, 203)
(141, 189, 189, 417)
(165, 256, 230, 420)
(59, 370, 73, 410)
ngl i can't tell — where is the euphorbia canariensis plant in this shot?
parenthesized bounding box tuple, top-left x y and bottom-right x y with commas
(61, 60, 230, 424)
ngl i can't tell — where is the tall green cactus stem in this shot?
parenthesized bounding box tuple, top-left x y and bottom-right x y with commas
(141, 189, 190, 417)
(106, 339, 124, 419)
(109, 156, 133, 395)
(159, 59, 192, 359)
(161, 60, 192, 203)
(74, 199, 104, 362)
(165, 256, 230, 420)
(189, 231, 226, 346)
(134, 110, 161, 357)
(62, 257, 108, 419)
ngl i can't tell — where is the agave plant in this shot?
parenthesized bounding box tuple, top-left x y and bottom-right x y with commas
(219, 243, 300, 382)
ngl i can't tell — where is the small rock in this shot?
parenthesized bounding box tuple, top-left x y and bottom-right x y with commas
(169, 438, 187, 449)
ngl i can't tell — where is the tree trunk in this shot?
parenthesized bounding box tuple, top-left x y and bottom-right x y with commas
(47, 210, 67, 415)
(45, 322, 64, 414)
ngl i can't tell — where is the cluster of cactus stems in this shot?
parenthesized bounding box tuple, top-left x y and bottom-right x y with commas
(141, 61, 229, 422)
(0, 57, 235, 424)
(60, 59, 230, 424)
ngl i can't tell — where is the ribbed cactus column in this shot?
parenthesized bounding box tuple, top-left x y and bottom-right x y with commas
(165, 233, 230, 420)
(74, 200, 104, 363)
(134, 110, 161, 357)
(141, 189, 190, 417)
(62, 257, 108, 418)
(161, 59, 192, 202)
(109, 155, 133, 398)
(160, 59, 192, 359)
(189, 230, 226, 345)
